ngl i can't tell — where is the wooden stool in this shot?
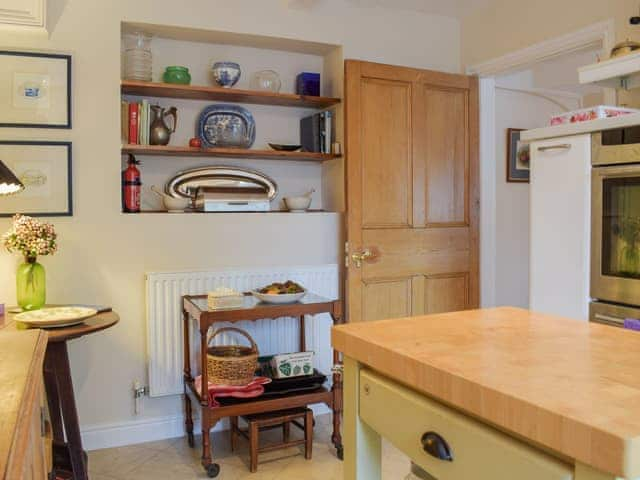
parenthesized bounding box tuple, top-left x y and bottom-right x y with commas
(230, 407, 313, 472)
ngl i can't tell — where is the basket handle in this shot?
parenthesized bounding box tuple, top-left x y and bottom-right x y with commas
(206, 327, 258, 354)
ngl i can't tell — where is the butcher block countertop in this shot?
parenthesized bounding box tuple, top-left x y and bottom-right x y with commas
(332, 307, 640, 478)
(0, 320, 48, 479)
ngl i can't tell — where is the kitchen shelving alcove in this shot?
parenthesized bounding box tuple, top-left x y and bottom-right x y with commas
(119, 23, 344, 214)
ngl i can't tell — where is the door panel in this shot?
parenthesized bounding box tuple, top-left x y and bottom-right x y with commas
(361, 228, 470, 278)
(362, 278, 412, 321)
(361, 78, 412, 228)
(424, 274, 469, 314)
(423, 88, 468, 226)
(346, 60, 479, 322)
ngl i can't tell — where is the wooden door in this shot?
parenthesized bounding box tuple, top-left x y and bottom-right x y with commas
(345, 60, 479, 322)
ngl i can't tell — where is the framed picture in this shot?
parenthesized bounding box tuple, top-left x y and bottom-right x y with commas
(0, 51, 71, 128)
(507, 128, 530, 183)
(0, 141, 72, 217)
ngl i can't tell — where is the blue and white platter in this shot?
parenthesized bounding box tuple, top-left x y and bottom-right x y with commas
(197, 104, 256, 149)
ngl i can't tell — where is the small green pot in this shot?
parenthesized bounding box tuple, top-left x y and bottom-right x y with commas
(163, 66, 191, 85)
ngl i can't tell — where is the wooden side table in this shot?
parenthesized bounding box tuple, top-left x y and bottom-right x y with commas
(6, 311, 119, 480)
(183, 293, 343, 478)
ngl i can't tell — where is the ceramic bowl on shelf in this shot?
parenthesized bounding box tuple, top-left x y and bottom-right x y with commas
(283, 190, 314, 212)
(250, 70, 281, 92)
(212, 62, 241, 88)
(163, 66, 191, 85)
(268, 143, 301, 151)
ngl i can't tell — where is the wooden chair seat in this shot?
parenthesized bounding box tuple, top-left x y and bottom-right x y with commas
(230, 407, 313, 472)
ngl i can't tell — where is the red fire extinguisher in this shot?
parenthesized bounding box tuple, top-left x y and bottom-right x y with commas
(122, 154, 141, 213)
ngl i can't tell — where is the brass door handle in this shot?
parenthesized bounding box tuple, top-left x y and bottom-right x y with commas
(351, 249, 375, 268)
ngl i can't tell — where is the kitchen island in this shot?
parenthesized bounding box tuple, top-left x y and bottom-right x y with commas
(332, 307, 640, 480)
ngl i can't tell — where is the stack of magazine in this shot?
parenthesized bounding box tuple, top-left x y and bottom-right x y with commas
(300, 110, 333, 154)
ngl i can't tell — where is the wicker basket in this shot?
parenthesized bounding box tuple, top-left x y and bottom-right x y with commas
(206, 327, 259, 386)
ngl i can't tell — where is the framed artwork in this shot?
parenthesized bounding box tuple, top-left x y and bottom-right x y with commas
(0, 51, 72, 128)
(507, 128, 530, 183)
(0, 141, 72, 217)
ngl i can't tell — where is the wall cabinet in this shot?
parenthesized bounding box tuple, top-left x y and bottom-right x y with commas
(0, 0, 45, 29)
(529, 134, 591, 320)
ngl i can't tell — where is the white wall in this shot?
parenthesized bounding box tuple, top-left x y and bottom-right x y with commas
(493, 70, 582, 307)
(0, 0, 461, 448)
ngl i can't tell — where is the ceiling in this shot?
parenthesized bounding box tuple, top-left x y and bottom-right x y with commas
(343, 0, 493, 18)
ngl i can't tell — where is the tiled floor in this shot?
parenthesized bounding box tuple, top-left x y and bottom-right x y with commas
(88, 414, 412, 479)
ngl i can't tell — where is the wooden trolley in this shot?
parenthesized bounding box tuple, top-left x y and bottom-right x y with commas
(182, 292, 343, 478)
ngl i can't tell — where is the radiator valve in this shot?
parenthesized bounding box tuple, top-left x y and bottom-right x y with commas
(133, 381, 149, 414)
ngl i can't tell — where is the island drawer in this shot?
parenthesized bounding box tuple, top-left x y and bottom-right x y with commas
(359, 369, 573, 480)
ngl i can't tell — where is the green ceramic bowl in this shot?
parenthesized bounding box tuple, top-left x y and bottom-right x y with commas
(163, 66, 191, 85)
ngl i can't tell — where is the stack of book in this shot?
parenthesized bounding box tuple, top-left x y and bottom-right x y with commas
(121, 100, 152, 145)
(300, 110, 333, 154)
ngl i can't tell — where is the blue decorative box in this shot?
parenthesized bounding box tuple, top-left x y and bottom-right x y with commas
(296, 72, 320, 96)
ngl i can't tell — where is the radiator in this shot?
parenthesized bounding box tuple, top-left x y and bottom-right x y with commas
(145, 265, 339, 397)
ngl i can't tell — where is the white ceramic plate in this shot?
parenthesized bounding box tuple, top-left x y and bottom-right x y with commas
(251, 289, 307, 304)
(15, 306, 98, 328)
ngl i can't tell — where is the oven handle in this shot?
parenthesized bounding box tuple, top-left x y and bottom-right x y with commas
(594, 313, 625, 325)
(537, 144, 572, 152)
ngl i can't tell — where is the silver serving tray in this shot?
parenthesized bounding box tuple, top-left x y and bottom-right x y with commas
(166, 166, 278, 201)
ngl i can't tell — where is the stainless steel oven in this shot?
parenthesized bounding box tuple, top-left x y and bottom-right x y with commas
(590, 128, 640, 323)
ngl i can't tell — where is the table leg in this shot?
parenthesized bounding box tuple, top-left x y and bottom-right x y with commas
(45, 341, 88, 480)
(199, 326, 219, 478)
(43, 363, 64, 443)
(332, 347, 343, 459)
(330, 308, 344, 459)
(344, 356, 381, 480)
(299, 315, 306, 352)
(185, 392, 194, 448)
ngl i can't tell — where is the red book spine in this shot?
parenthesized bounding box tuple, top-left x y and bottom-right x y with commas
(128, 103, 139, 145)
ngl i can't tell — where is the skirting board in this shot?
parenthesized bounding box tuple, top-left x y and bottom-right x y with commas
(82, 403, 331, 451)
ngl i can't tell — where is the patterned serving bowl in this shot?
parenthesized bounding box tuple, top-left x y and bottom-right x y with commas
(212, 62, 241, 88)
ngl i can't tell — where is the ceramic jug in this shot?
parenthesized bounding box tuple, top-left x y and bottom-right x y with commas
(149, 105, 177, 145)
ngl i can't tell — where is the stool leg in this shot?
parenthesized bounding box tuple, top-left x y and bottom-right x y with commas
(250, 421, 259, 473)
(305, 410, 313, 460)
(283, 421, 290, 443)
(230, 416, 238, 452)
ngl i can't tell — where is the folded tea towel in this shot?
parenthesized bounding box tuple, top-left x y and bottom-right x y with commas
(624, 318, 640, 331)
(194, 375, 271, 407)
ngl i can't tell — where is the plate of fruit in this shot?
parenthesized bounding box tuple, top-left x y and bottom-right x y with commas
(251, 281, 307, 304)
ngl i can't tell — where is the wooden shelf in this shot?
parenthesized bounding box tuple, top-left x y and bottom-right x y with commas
(578, 50, 640, 89)
(122, 144, 339, 162)
(126, 210, 332, 215)
(121, 80, 341, 108)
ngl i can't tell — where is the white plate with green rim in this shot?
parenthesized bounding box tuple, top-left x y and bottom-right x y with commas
(15, 306, 98, 328)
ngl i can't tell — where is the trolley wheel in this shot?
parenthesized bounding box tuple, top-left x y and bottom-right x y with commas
(336, 445, 344, 461)
(205, 463, 220, 478)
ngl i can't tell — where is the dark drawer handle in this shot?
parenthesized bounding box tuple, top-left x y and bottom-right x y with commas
(421, 431, 453, 461)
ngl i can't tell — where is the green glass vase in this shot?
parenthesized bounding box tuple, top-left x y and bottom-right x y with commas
(16, 256, 46, 311)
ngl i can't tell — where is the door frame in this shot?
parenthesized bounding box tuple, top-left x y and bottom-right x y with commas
(465, 19, 615, 307)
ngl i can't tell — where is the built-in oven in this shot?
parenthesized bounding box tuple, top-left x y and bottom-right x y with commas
(590, 128, 640, 324)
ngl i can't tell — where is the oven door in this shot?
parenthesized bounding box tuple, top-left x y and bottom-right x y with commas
(590, 301, 640, 327)
(591, 163, 640, 305)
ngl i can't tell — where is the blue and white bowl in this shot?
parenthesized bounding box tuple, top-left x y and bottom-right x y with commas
(212, 62, 241, 88)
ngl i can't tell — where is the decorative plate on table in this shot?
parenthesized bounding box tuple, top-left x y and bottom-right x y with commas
(15, 306, 98, 328)
(197, 104, 256, 148)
